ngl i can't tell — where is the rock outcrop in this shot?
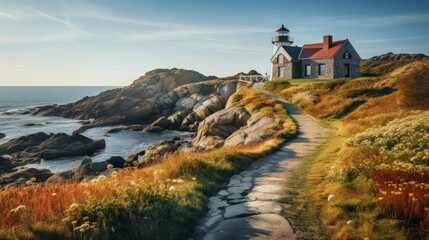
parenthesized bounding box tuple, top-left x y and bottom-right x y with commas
(0, 133, 5, 139)
(225, 113, 275, 146)
(144, 81, 238, 133)
(46, 156, 127, 184)
(2, 168, 53, 186)
(31, 69, 216, 128)
(192, 107, 251, 150)
(0, 132, 106, 164)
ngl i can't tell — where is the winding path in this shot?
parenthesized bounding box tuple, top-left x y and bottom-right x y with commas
(195, 84, 329, 240)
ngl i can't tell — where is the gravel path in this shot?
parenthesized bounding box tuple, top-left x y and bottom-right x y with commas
(195, 84, 329, 240)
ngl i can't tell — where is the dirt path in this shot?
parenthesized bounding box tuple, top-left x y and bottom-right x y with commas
(195, 84, 329, 240)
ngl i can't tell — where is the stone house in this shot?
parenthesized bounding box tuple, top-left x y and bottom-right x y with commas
(270, 25, 361, 80)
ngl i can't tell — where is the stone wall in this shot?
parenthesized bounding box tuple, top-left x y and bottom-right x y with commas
(271, 54, 293, 80)
(300, 59, 335, 79)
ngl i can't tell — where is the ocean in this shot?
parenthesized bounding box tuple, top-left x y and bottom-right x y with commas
(0, 87, 191, 172)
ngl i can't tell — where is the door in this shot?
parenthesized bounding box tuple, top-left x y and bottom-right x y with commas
(344, 64, 350, 77)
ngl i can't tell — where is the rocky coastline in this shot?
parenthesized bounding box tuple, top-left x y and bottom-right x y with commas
(0, 68, 277, 187)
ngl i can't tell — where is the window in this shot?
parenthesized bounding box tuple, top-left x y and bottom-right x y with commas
(277, 67, 284, 78)
(278, 54, 284, 64)
(343, 51, 351, 59)
(319, 64, 325, 75)
(305, 65, 311, 76)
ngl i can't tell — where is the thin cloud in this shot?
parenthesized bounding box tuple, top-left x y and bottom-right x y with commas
(0, 11, 16, 20)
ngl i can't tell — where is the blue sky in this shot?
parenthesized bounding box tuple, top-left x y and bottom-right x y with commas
(0, 0, 428, 86)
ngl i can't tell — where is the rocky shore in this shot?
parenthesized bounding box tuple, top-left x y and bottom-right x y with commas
(1, 68, 278, 187)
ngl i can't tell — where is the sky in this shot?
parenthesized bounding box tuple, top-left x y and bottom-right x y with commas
(0, 0, 429, 86)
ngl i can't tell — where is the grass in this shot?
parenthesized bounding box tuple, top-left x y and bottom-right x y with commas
(0, 87, 297, 240)
(263, 59, 429, 239)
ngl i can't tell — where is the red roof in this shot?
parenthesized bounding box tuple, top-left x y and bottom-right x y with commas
(299, 40, 347, 59)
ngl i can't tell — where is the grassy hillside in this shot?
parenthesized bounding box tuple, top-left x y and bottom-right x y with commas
(360, 52, 427, 77)
(263, 59, 429, 239)
(0, 87, 297, 240)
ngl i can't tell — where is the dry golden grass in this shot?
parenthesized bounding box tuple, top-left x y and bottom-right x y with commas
(264, 60, 429, 239)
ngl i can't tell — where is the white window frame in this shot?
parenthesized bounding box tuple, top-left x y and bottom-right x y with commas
(319, 64, 325, 75)
(305, 65, 312, 76)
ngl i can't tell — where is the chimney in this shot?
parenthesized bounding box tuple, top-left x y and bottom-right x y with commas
(323, 35, 333, 50)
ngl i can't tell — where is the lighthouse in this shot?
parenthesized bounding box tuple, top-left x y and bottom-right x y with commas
(270, 25, 293, 80)
(271, 24, 293, 54)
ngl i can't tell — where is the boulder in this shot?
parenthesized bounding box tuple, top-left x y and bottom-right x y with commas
(3, 168, 53, 183)
(46, 156, 126, 184)
(0, 133, 6, 139)
(0, 156, 17, 172)
(144, 116, 169, 132)
(0, 132, 50, 155)
(140, 140, 181, 165)
(4, 133, 105, 164)
(225, 113, 275, 146)
(127, 150, 146, 161)
(175, 97, 197, 111)
(218, 82, 237, 105)
(192, 107, 251, 150)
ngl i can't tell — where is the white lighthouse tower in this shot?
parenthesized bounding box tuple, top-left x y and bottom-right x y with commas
(270, 25, 293, 80)
(272, 24, 293, 53)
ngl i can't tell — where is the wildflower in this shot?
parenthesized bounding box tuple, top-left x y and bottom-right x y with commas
(424, 207, 429, 211)
(378, 197, 383, 201)
(172, 179, 177, 183)
(177, 179, 184, 184)
(80, 228, 85, 233)
(83, 216, 89, 222)
(30, 177, 37, 182)
(71, 221, 77, 225)
(327, 194, 335, 201)
(74, 227, 80, 232)
(346, 220, 353, 225)
(192, 177, 196, 181)
(69, 203, 79, 211)
(61, 217, 70, 223)
(167, 179, 172, 183)
(159, 183, 165, 190)
(26, 180, 33, 186)
(51, 192, 57, 197)
(91, 179, 99, 184)
(11, 205, 26, 213)
(98, 175, 107, 181)
(107, 164, 114, 169)
(80, 223, 90, 230)
(169, 186, 176, 192)
(111, 171, 117, 176)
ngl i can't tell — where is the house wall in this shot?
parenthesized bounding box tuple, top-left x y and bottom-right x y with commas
(271, 54, 293, 80)
(300, 59, 335, 79)
(333, 41, 360, 78)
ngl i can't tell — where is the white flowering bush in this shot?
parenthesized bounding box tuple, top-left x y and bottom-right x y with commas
(346, 111, 429, 164)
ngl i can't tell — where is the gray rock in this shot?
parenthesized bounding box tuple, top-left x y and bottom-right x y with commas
(203, 214, 295, 240)
(225, 112, 275, 147)
(3, 168, 53, 184)
(192, 107, 250, 150)
(0, 133, 6, 139)
(223, 201, 283, 219)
